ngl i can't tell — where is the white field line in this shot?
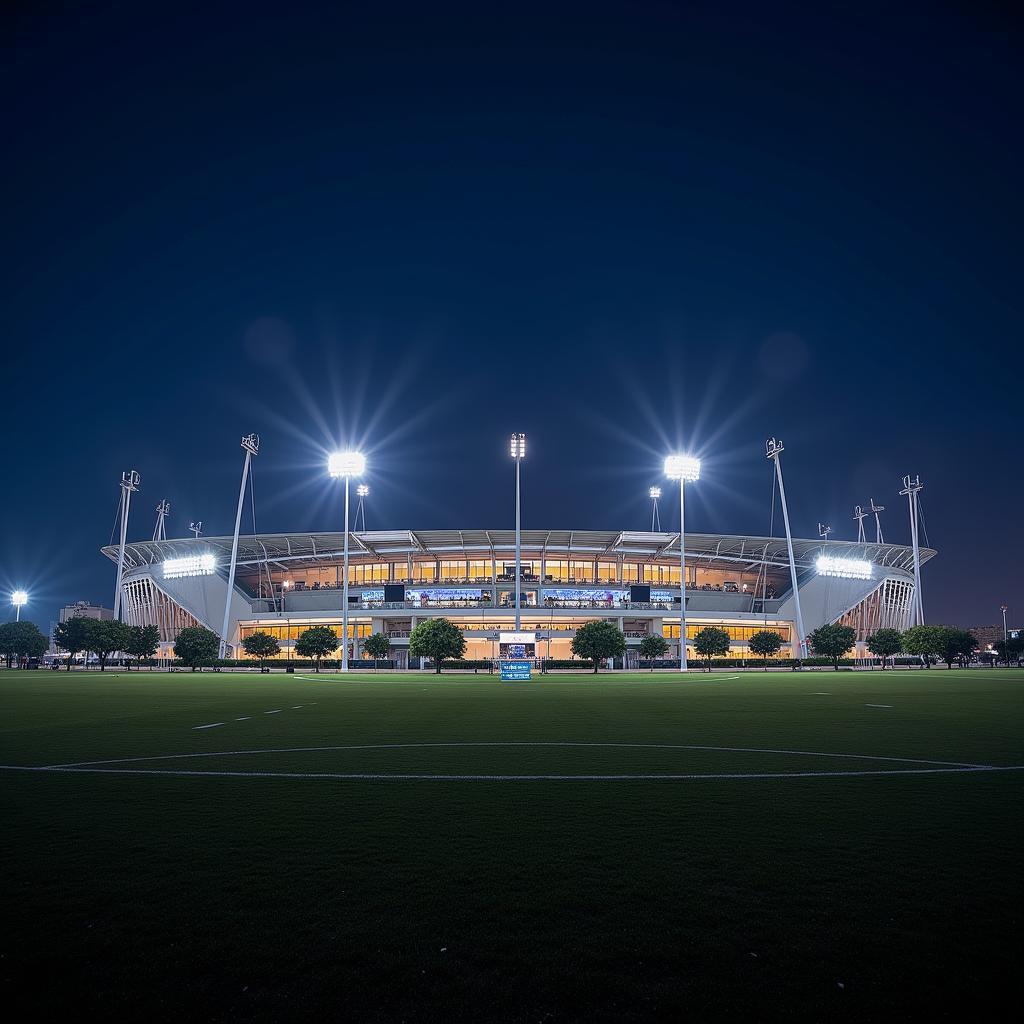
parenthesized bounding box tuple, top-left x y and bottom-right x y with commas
(39, 741, 993, 771)
(1, 765, 1022, 782)
(192, 723, 224, 730)
(264, 710, 282, 715)
(292, 675, 745, 684)
(235, 717, 250, 721)
(865, 704, 894, 708)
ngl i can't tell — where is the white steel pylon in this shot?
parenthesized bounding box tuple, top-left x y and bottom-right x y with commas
(869, 498, 885, 544)
(113, 470, 140, 619)
(153, 499, 170, 542)
(853, 505, 868, 543)
(766, 438, 807, 659)
(220, 434, 259, 658)
(189, 521, 203, 539)
(899, 475, 924, 625)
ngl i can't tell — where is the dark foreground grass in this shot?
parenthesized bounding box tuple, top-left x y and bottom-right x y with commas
(1, 668, 1021, 1021)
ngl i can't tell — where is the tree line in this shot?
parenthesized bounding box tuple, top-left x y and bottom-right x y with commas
(34, 615, 1016, 674)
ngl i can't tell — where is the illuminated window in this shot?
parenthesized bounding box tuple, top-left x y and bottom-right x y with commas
(597, 562, 618, 582)
(413, 562, 437, 581)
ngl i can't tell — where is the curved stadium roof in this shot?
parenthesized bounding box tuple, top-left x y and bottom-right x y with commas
(102, 529, 934, 576)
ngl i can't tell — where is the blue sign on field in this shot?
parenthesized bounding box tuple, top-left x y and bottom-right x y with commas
(500, 660, 532, 681)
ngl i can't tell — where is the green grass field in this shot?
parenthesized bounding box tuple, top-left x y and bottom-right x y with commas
(2, 668, 1021, 1021)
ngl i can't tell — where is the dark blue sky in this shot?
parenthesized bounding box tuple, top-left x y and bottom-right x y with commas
(3, 2, 1020, 628)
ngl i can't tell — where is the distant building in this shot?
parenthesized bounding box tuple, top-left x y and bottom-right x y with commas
(971, 624, 1021, 652)
(49, 602, 116, 662)
(59, 601, 114, 623)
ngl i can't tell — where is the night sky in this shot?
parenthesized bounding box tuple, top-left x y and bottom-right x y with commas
(4, 2, 1020, 630)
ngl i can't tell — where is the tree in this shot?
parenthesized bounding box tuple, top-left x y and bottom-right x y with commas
(86, 619, 131, 672)
(174, 626, 221, 671)
(993, 635, 1023, 667)
(570, 620, 626, 673)
(902, 624, 944, 668)
(363, 631, 391, 670)
(53, 615, 97, 670)
(125, 625, 161, 669)
(294, 625, 339, 672)
(0, 623, 18, 668)
(748, 629, 784, 670)
(935, 627, 977, 669)
(692, 626, 731, 671)
(242, 630, 280, 672)
(807, 623, 857, 671)
(409, 617, 466, 673)
(866, 628, 903, 669)
(638, 633, 668, 669)
(0, 620, 48, 667)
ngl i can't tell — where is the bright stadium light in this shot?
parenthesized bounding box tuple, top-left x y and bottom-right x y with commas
(328, 449, 367, 671)
(164, 553, 217, 579)
(816, 555, 873, 580)
(649, 487, 661, 499)
(664, 454, 701, 481)
(664, 453, 700, 671)
(357, 484, 369, 497)
(328, 450, 366, 478)
(12, 590, 28, 621)
(509, 433, 526, 627)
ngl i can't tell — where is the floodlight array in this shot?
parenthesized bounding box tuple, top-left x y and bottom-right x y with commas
(163, 553, 217, 579)
(327, 450, 366, 477)
(816, 555, 872, 580)
(664, 454, 701, 481)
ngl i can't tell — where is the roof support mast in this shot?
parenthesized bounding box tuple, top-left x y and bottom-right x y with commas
(153, 499, 170, 542)
(766, 439, 807, 659)
(113, 470, 140, 620)
(899, 475, 924, 625)
(220, 434, 259, 659)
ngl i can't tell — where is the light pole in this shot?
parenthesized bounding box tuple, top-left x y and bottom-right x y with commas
(664, 454, 700, 672)
(189, 521, 203, 540)
(649, 487, 662, 531)
(1001, 604, 1009, 666)
(12, 590, 27, 622)
(329, 450, 366, 672)
(765, 438, 807, 660)
(355, 484, 369, 532)
(113, 469, 140, 620)
(900, 474, 924, 625)
(220, 434, 259, 659)
(510, 433, 525, 630)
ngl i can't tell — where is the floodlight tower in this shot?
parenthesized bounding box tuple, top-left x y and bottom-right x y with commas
(354, 484, 369, 533)
(328, 450, 366, 671)
(219, 434, 259, 658)
(899, 474, 925, 625)
(765, 439, 807, 659)
(152, 499, 171, 542)
(510, 433, 526, 630)
(869, 498, 885, 544)
(113, 469, 140, 620)
(818, 523, 833, 542)
(853, 505, 868, 544)
(649, 487, 662, 531)
(189, 521, 203, 540)
(1001, 604, 1009, 665)
(12, 590, 28, 622)
(664, 454, 701, 671)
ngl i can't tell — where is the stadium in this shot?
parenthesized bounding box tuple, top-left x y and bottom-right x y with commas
(102, 528, 933, 665)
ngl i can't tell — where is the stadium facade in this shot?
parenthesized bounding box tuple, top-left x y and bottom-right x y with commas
(101, 529, 933, 665)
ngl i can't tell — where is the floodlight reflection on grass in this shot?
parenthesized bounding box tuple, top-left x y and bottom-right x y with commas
(327, 450, 366, 477)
